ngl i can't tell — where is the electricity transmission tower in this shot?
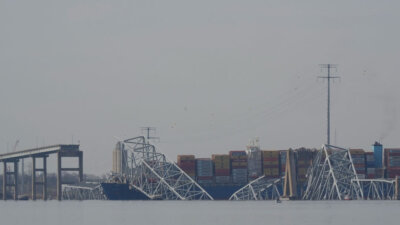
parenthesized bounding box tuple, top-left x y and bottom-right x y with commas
(318, 64, 340, 145)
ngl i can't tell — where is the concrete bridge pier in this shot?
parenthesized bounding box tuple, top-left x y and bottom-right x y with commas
(57, 151, 83, 201)
(2, 162, 6, 200)
(32, 155, 49, 200)
(2, 160, 19, 200)
(396, 176, 399, 200)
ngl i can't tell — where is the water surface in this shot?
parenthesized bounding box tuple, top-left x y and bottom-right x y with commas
(0, 200, 399, 225)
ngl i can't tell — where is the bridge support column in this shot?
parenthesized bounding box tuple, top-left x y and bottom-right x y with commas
(2, 161, 19, 200)
(13, 161, 18, 200)
(79, 151, 83, 182)
(396, 176, 399, 200)
(32, 157, 36, 200)
(57, 152, 62, 201)
(3, 162, 6, 200)
(43, 156, 47, 200)
(56, 150, 84, 201)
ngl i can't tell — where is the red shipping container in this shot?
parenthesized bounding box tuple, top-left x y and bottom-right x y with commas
(215, 169, 230, 176)
(262, 157, 279, 162)
(263, 165, 279, 168)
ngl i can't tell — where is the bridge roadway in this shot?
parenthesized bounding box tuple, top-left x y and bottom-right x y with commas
(0, 144, 83, 200)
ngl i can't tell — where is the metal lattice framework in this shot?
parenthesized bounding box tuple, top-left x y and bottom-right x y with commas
(352, 179, 396, 200)
(302, 145, 363, 200)
(123, 136, 213, 200)
(229, 176, 284, 200)
(62, 183, 107, 200)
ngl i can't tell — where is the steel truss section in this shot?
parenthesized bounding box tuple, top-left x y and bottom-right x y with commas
(62, 183, 107, 200)
(123, 136, 213, 200)
(302, 145, 363, 200)
(352, 179, 396, 200)
(229, 176, 284, 200)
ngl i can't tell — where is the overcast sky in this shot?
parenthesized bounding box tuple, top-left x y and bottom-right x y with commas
(1, 1, 399, 175)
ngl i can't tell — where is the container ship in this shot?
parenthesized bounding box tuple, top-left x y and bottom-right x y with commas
(101, 141, 400, 200)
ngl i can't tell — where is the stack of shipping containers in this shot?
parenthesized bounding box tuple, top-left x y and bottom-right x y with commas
(373, 142, 385, 178)
(246, 147, 262, 180)
(196, 158, 213, 184)
(262, 150, 280, 179)
(212, 154, 231, 184)
(279, 150, 287, 177)
(296, 149, 314, 184)
(229, 151, 248, 184)
(365, 152, 375, 179)
(350, 149, 366, 179)
(177, 155, 196, 179)
(384, 148, 400, 178)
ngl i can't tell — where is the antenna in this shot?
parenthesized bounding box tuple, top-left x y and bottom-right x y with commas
(141, 127, 160, 143)
(318, 64, 340, 145)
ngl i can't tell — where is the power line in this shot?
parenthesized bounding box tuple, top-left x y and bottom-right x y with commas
(318, 64, 340, 145)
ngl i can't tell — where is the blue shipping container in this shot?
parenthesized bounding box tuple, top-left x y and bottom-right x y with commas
(373, 142, 383, 168)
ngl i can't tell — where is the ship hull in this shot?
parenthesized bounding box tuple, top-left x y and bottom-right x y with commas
(101, 182, 242, 200)
(101, 183, 150, 200)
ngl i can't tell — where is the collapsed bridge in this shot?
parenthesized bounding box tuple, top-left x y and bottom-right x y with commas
(113, 136, 213, 200)
(63, 141, 399, 201)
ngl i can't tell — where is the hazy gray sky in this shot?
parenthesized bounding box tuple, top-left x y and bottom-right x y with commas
(1, 1, 399, 175)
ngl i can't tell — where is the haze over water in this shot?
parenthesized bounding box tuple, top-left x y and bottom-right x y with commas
(0, 201, 399, 225)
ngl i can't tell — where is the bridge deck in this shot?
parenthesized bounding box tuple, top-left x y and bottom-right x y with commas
(0, 144, 79, 161)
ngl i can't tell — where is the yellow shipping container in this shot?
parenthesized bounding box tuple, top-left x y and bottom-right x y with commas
(350, 149, 365, 154)
(297, 160, 310, 166)
(298, 178, 307, 182)
(298, 168, 307, 175)
(177, 155, 195, 161)
(262, 150, 280, 158)
(232, 161, 247, 167)
(212, 154, 229, 160)
(186, 172, 196, 177)
(271, 168, 279, 175)
(263, 168, 271, 175)
(213, 154, 230, 169)
(231, 162, 240, 167)
(263, 161, 279, 166)
(263, 168, 279, 176)
(239, 162, 248, 167)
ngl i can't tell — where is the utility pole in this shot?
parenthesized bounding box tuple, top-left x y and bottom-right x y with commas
(318, 64, 340, 145)
(141, 127, 160, 143)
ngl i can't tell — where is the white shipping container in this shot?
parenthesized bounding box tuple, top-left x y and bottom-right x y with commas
(247, 145, 262, 178)
(367, 168, 375, 174)
(357, 174, 366, 179)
